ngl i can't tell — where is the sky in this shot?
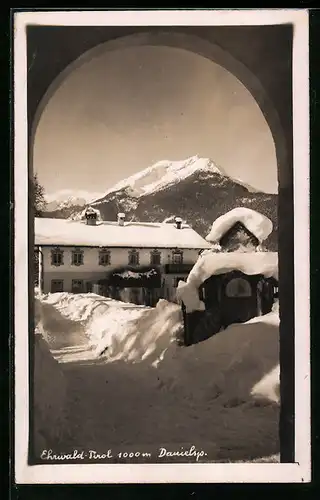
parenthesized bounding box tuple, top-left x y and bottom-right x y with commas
(33, 45, 278, 197)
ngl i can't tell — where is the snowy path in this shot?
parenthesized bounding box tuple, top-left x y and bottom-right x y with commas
(56, 337, 218, 460)
(51, 333, 278, 462)
(48, 319, 96, 364)
(36, 293, 280, 463)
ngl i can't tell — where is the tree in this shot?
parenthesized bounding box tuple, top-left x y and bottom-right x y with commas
(33, 173, 47, 216)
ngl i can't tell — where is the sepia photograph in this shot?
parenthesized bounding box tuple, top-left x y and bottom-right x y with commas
(14, 9, 310, 483)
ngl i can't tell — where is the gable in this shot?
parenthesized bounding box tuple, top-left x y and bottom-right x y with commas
(219, 221, 260, 251)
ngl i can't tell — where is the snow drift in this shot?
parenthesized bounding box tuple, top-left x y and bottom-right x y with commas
(38, 292, 182, 364)
(251, 364, 280, 404)
(33, 328, 68, 455)
(35, 292, 280, 461)
(36, 291, 279, 400)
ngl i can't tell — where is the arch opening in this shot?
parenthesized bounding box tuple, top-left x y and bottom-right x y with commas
(31, 31, 286, 197)
(27, 26, 295, 463)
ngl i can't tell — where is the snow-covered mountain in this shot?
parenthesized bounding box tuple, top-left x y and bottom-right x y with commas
(91, 156, 230, 202)
(90, 155, 258, 205)
(44, 189, 104, 217)
(45, 189, 104, 212)
(45, 156, 278, 250)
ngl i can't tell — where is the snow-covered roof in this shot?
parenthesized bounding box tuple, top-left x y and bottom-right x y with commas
(176, 251, 278, 313)
(35, 217, 212, 249)
(205, 207, 273, 244)
(189, 251, 278, 283)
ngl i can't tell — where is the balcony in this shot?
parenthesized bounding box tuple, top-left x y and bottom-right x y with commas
(165, 263, 194, 274)
(100, 266, 162, 288)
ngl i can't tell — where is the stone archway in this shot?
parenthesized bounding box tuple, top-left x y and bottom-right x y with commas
(30, 31, 288, 183)
(27, 25, 294, 461)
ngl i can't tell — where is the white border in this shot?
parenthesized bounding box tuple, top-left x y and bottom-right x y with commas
(14, 9, 310, 484)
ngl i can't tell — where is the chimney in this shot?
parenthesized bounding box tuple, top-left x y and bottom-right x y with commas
(85, 207, 98, 226)
(118, 212, 125, 226)
(175, 217, 183, 229)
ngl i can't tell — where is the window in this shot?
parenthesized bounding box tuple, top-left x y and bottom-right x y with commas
(51, 247, 64, 267)
(128, 249, 140, 265)
(51, 280, 64, 293)
(99, 248, 111, 266)
(172, 250, 183, 265)
(71, 248, 84, 266)
(150, 249, 161, 265)
(225, 278, 252, 298)
(72, 279, 84, 293)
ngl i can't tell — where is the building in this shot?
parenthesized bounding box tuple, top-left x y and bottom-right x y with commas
(35, 210, 211, 305)
(177, 208, 278, 345)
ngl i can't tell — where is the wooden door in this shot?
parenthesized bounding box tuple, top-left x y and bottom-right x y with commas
(221, 275, 257, 327)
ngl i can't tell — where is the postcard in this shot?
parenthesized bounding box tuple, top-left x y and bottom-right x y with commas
(13, 9, 310, 484)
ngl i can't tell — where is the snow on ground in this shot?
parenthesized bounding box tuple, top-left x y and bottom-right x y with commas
(34, 292, 280, 462)
(251, 364, 280, 404)
(37, 292, 180, 364)
(33, 328, 69, 455)
(206, 207, 273, 244)
(35, 217, 211, 249)
(177, 251, 278, 313)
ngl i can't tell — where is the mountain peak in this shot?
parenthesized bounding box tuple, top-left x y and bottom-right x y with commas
(42, 155, 277, 251)
(45, 189, 105, 212)
(92, 156, 224, 203)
